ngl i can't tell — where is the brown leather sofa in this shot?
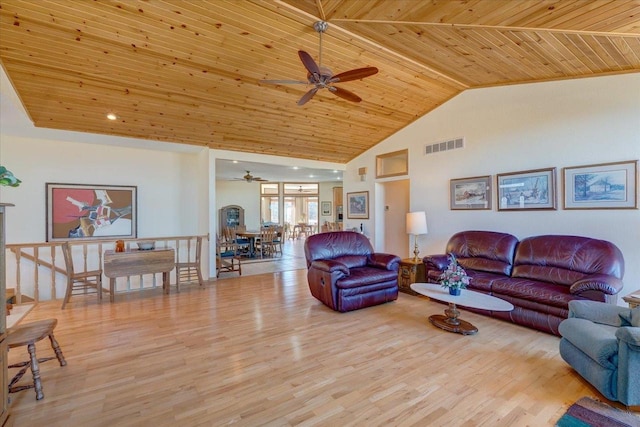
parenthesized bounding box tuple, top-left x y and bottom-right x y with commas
(424, 231, 625, 335)
(304, 231, 401, 312)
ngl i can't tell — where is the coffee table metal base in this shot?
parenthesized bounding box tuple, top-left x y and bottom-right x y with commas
(428, 302, 478, 335)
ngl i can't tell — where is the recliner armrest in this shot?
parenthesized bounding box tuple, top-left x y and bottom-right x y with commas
(570, 274, 624, 296)
(424, 254, 448, 270)
(367, 253, 400, 271)
(310, 259, 350, 276)
(616, 327, 640, 349)
(568, 300, 631, 327)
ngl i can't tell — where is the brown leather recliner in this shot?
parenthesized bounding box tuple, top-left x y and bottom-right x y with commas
(304, 231, 401, 312)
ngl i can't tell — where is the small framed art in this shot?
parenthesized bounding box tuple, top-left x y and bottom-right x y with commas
(497, 168, 556, 211)
(450, 175, 491, 210)
(563, 160, 637, 209)
(347, 191, 369, 219)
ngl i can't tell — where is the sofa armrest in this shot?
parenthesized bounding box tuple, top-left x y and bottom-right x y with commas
(310, 259, 350, 276)
(570, 274, 624, 296)
(568, 300, 630, 327)
(368, 253, 401, 271)
(424, 254, 448, 271)
(616, 327, 640, 349)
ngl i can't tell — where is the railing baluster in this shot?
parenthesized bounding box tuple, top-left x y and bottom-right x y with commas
(5, 234, 206, 303)
(33, 246, 40, 303)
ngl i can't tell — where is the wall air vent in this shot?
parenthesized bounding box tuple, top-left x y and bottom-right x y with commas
(425, 137, 464, 155)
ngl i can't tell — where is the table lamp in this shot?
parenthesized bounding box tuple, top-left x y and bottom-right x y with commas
(406, 211, 428, 262)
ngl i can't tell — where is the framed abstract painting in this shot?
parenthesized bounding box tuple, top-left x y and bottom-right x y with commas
(46, 183, 137, 241)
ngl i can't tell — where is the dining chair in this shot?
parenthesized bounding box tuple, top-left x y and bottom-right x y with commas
(61, 242, 104, 309)
(175, 236, 205, 291)
(216, 235, 242, 277)
(258, 227, 277, 258)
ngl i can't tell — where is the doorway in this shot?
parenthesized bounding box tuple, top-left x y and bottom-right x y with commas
(376, 179, 410, 257)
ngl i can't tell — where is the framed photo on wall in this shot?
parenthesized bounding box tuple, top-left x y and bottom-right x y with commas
(563, 160, 638, 209)
(497, 167, 557, 211)
(347, 191, 369, 219)
(449, 175, 492, 210)
(46, 183, 137, 241)
(321, 201, 332, 216)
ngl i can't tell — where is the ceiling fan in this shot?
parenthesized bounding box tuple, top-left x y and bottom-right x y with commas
(261, 21, 378, 106)
(234, 171, 267, 183)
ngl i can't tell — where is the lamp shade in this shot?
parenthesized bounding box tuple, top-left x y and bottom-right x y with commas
(406, 211, 428, 235)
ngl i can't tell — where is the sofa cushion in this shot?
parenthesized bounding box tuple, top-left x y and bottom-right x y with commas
(513, 235, 624, 285)
(336, 267, 398, 289)
(559, 318, 619, 370)
(491, 277, 575, 308)
(465, 270, 507, 293)
(619, 306, 640, 327)
(333, 255, 367, 269)
(446, 231, 518, 275)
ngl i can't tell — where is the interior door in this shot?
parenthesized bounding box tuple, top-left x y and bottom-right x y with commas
(380, 180, 409, 257)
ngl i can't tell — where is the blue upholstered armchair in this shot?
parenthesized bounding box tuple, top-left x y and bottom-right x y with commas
(559, 300, 640, 406)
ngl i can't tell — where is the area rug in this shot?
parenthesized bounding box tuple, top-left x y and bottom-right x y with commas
(556, 397, 640, 427)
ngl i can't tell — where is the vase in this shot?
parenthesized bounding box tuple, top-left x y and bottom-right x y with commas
(449, 288, 461, 296)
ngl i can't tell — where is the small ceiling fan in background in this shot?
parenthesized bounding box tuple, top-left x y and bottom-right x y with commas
(234, 171, 267, 183)
(261, 21, 378, 106)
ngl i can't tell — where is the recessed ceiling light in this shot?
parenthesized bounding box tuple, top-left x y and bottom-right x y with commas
(333, 170, 338, 173)
(292, 166, 299, 170)
(232, 160, 238, 163)
(309, 175, 314, 178)
(106, 113, 118, 120)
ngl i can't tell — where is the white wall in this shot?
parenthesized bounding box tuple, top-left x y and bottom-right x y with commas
(345, 74, 640, 299)
(0, 135, 204, 243)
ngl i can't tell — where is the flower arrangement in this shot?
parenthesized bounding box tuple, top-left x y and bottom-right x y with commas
(439, 253, 470, 293)
(0, 166, 21, 187)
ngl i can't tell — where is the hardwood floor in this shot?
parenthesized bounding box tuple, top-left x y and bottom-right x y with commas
(7, 268, 617, 426)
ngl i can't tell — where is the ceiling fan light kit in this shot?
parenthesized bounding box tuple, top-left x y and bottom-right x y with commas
(262, 21, 378, 106)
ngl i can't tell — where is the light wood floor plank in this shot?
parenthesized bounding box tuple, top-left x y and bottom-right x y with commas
(6, 266, 633, 426)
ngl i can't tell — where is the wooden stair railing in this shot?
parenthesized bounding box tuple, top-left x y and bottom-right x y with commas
(5, 235, 208, 304)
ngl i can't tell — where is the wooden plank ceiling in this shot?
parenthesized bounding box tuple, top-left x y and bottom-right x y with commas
(0, 0, 638, 163)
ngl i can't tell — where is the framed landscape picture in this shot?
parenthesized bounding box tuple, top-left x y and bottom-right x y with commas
(563, 160, 638, 209)
(46, 183, 137, 241)
(450, 175, 492, 210)
(347, 191, 369, 219)
(497, 167, 557, 211)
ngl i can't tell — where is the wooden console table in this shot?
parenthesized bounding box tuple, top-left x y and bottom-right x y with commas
(103, 249, 175, 302)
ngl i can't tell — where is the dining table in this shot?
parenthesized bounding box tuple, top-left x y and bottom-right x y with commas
(235, 230, 261, 258)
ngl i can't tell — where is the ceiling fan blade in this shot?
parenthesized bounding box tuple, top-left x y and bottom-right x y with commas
(329, 86, 362, 103)
(329, 67, 378, 83)
(297, 88, 319, 106)
(298, 50, 321, 79)
(260, 79, 308, 85)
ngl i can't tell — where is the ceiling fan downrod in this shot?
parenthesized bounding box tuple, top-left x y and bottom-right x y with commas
(313, 21, 328, 67)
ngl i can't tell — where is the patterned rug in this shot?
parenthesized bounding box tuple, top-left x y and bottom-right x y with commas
(556, 397, 640, 427)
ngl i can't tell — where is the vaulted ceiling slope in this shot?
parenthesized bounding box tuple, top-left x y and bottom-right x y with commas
(0, 1, 638, 163)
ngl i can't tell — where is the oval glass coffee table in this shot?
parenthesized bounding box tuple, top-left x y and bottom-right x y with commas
(410, 283, 514, 335)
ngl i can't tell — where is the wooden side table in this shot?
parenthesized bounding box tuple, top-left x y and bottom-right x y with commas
(622, 291, 640, 309)
(398, 258, 425, 295)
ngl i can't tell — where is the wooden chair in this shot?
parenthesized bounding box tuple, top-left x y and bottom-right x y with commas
(7, 318, 67, 400)
(175, 236, 205, 292)
(216, 236, 241, 278)
(272, 226, 283, 256)
(257, 227, 277, 258)
(61, 242, 104, 309)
